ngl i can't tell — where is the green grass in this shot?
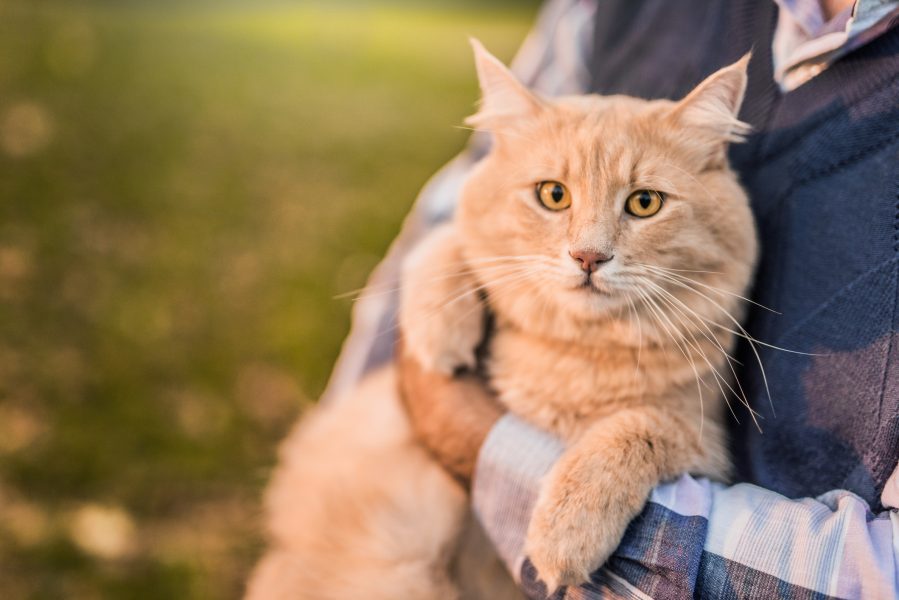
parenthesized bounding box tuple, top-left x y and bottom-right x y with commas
(0, 1, 538, 597)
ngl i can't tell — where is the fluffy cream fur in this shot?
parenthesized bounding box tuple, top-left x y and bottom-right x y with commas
(248, 41, 757, 598)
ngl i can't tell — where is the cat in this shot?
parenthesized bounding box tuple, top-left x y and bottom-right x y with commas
(246, 40, 757, 599)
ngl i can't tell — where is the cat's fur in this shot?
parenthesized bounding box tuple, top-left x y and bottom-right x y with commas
(246, 41, 756, 599)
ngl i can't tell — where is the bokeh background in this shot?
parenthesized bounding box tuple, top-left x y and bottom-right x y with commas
(0, 1, 539, 597)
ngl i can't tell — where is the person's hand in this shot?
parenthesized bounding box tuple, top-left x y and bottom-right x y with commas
(396, 338, 503, 488)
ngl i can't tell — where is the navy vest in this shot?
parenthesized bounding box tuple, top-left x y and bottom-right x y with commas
(588, 1, 899, 507)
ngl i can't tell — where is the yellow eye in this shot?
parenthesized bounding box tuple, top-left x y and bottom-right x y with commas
(625, 190, 664, 218)
(536, 181, 571, 211)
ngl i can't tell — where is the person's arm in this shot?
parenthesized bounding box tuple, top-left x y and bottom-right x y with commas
(475, 414, 899, 599)
(397, 344, 899, 599)
(395, 339, 502, 487)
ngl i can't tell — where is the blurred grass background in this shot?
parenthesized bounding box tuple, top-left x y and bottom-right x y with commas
(0, 1, 539, 597)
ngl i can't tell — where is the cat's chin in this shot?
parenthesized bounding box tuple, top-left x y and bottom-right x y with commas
(567, 279, 618, 304)
(560, 284, 626, 319)
(574, 280, 607, 295)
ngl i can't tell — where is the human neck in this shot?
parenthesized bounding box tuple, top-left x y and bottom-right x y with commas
(821, 0, 854, 21)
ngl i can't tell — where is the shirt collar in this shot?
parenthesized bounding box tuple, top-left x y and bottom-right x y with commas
(772, 0, 899, 90)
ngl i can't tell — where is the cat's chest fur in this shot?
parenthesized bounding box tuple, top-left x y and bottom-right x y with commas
(486, 325, 685, 441)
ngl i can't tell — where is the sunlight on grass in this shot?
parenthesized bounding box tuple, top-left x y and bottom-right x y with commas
(0, 1, 538, 597)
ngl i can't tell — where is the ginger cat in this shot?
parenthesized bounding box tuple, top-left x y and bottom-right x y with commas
(247, 41, 756, 599)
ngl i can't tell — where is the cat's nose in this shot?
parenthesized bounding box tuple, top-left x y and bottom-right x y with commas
(569, 249, 613, 273)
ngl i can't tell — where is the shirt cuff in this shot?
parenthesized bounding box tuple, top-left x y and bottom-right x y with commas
(471, 414, 565, 580)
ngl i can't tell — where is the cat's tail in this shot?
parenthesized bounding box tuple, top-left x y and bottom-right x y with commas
(245, 367, 467, 600)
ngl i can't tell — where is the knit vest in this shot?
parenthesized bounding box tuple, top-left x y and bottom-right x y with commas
(587, 0, 899, 508)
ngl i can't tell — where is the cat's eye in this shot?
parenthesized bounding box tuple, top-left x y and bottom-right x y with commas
(625, 190, 664, 218)
(536, 181, 571, 211)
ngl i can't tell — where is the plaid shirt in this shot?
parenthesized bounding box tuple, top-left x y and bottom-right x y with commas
(324, 1, 899, 598)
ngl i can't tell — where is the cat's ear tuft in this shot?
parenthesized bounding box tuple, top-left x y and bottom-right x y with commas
(670, 54, 751, 166)
(466, 38, 543, 129)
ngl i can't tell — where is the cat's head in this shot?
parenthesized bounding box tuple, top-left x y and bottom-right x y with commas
(457, 41, 758, 344)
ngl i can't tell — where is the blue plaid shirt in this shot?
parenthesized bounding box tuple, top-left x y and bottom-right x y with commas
(324, 1, 899, 597)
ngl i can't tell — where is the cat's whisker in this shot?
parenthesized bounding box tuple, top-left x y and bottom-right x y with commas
(624, 294, 643, 375)
(337, 255, 559, 302)
(462, 269, 557, 337)
(436, 269, 535, 310)
(637, 274, 743, 366)
(463, 254, 553, 263)
(638, 275, 754, 417)
(643, 291, 718, 436)
(453, 124, 540, 144)
(337, 265, 505, 302)
(635, 268, 803, 419)
(485, 274, 542, 307)
(636, 289, 710, 437)
(334, 261, 496, 300)
(635, 265, 724, 275)
(643, 285, 761, 431)
(640, 276, 758, 428)
(640, 289, 718, 393)
(446, 265, 547, 310)
(645, 267, 814, 361)
(622, 292, 649, 409)
(389, 268, 538, 343)
(338, 272, 486, 303)
(643, 277, 751, 397)
(657, 291, 750, 430)
(445, 289, 498, 342)
(467, 259, 559, 272)
(637, 290, 707, 393)
(638, 268, 769, 345)
(638, 263, 780, 314)
(398, 262, 537, 315)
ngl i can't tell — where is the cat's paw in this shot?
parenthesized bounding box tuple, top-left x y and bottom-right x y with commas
(402, 289, 484, 375)
(399, 225, 485, 375)
(524, 471, 629, 593)
(525, 508, 615, 593)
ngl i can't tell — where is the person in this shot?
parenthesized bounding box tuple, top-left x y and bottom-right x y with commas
(324, 0, 899, 597)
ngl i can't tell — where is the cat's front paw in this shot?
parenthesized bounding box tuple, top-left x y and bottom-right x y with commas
(402, 293, 484, 375)
(399, 226, 486, 375)
(524, 478, 629, 593)
(525, 510, 614, 593)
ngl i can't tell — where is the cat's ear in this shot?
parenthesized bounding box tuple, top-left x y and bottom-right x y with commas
(669, 54, 751, 167)
(465, 38, 544, 129)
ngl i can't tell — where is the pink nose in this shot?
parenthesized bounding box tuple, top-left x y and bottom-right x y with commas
(569, 249, 613, 273)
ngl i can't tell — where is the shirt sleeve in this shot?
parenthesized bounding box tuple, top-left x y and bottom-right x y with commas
(472, 414, 899, 600)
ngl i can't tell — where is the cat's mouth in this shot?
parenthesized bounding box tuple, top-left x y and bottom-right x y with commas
(576, 276, 607, 295)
